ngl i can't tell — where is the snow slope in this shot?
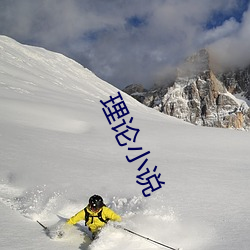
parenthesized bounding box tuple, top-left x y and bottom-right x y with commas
(0, 36, 250, 250)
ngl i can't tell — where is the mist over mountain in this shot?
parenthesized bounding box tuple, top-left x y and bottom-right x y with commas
(123, 49, 250, 130)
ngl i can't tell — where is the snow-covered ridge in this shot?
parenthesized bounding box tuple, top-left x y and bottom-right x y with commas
(0, 35, 151, 133)
(0, 35, 140, 104)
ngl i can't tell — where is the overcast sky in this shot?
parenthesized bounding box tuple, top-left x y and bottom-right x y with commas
(0, 0, 249, 89)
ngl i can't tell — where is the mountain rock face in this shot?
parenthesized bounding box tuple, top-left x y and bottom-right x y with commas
(123, 49, 250, 130)
(217, 66, 250, 100)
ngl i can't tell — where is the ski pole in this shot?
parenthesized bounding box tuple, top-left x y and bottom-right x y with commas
(37, 220, 48, 231)
(122, 227, 180, 250)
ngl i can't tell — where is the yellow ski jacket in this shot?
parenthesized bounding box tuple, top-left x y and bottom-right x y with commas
(67, 206, 121, 233)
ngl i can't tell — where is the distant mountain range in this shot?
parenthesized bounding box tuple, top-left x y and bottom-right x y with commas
(123, 49, 250, 130)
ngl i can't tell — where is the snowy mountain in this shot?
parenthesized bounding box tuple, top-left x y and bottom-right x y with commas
(124, 49, 250, 130)
(217, 65, 250, 100)
(0, 36, 250, 250)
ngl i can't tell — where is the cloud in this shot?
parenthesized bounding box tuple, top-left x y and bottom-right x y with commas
(200, 18, 240, 45)
(208, 3, 250, 69)
(0, 0, 249, 88)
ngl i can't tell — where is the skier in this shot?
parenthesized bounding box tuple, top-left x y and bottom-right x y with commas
(66, 194, 122, 239)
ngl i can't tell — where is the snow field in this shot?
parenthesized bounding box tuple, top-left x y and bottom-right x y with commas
(0, 36, 250, 250)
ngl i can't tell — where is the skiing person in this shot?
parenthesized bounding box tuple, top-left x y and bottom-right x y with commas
(66, 194, 121, 239)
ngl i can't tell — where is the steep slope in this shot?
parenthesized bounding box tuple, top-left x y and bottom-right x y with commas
(0, 36, 250, 250)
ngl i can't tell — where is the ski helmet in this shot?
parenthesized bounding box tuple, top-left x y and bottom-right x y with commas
(89, 195, 104, 210)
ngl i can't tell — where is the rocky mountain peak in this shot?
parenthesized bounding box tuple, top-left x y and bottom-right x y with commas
(123, 49, 250, 130)
(177, 48, 210, 78)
